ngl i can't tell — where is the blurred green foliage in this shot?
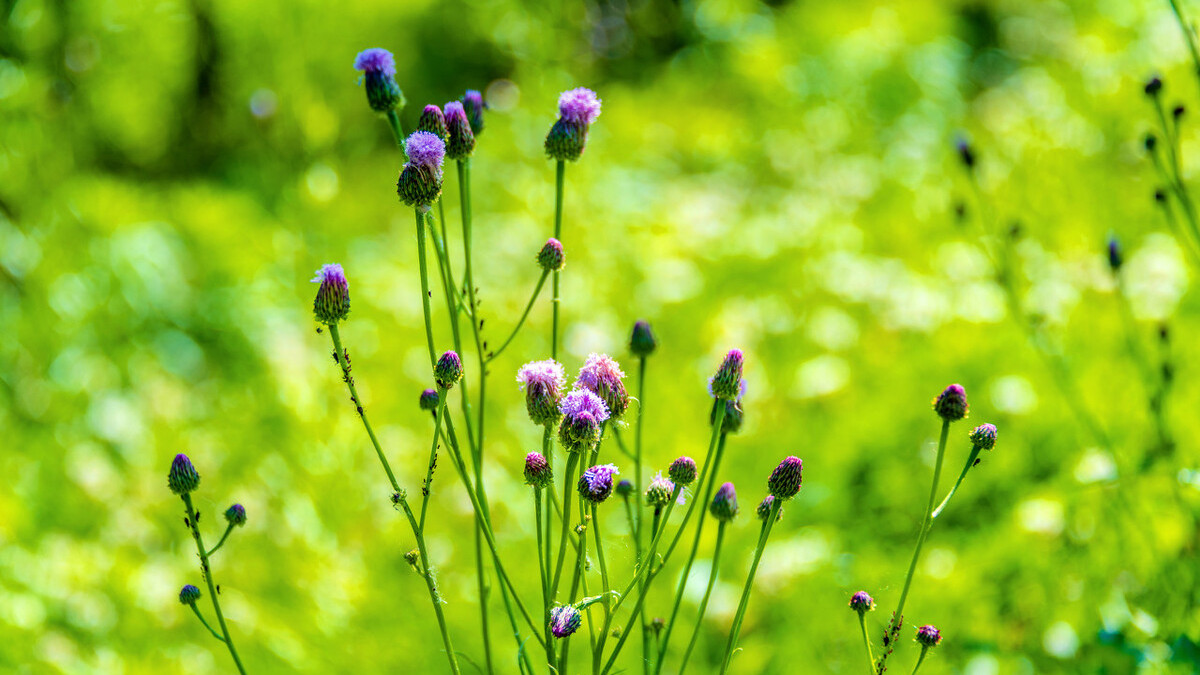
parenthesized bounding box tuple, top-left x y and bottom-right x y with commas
(3, 0, 1200, 672)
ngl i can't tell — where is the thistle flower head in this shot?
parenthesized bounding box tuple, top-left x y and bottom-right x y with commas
(767, 456, 803, 500)
(615, 479, 634, 497)
(518, 359, 566, 426)
(576, 353, 629, 418)
(538, 238, 566, 272)
(650, 617, 665, 635)
(645, 472, 675, 508)
(353, 48, 404, 112)
(417, 104, 448, 141)
(668, 456, 697, 486)
(178, 584, 201, 606)
(405, 131, 445, 171)
(397, 132, 445, 209)
(756, 494, 783, 522)
(969, 423, 997, 450)
(224, 503, 247, 527)
(1107, 235, 1123, 272)
(709, 482, 738, 522)
(933, 384, 968, 422)
(849, 591, 875, 614)
(524, 452, 553, 488)
(558, 87, 602, 126)
(419, 388, 440, 411)
(444, 101, 476, 160)
(578, 463, 620, 503)
(461, 89, 485, 135)
(311, 263, 350, 325)
(916, 625, 943, 647)
(435, 351, 464, 389)
(558, 389, 609, 452)
(550, 605, 583, 638)
(168, 454, 200, 495)
(546, 118, 589, 161)
(560, 388, 610, 423)
(708, 349, 745, 401)
(629, 320, 656, 356)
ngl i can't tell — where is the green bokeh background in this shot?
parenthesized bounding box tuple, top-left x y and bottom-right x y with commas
(3, 0, 1200, 672)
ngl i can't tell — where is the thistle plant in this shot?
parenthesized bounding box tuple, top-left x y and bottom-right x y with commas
(168, 454, 248, 674)
(353, 48, 406, 148)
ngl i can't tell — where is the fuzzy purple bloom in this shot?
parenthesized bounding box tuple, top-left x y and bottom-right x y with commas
(559, 389, 610, 423)
(311, 263, 350, 325)
(550, 605, 582, 638)
(518, 359, 566, 426)
(916, 624, 942, 647)
(933, 383, 968, 422)
(768, 455, 803, 500)
(576, 353, 629, 418)
(354, 48, 396, 76)
(558, 87, 602, 125)
(405, 131, 445, 171)
(168, 454, 200, 495)
(578, 463, 620, 503)
(849, 591, 875, 614)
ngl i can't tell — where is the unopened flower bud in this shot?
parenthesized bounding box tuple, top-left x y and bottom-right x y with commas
(849, 591, 875, 614)
(933, 384, 968, 422)
(969, 423, 997, 450)
(645, 473, 675, 508)
(579, 464, 620, 503)
(756, 495, 782, 522)
(1145, 76, 1163, 97)
(354, 48, 405, 113)
(916, 625, 942, 647)
(444, 101, 475, 160)
(178, 584, 201, 606)
(668, 456, 697, 486)
(629, 320, 657, 356)
(616, 479, 634, 497)
(311, 263, 350, 325)
(1107, 235, 1123, 272)
(419, 388, 439, 412)
(168, 454, 200, 495)
(538, 238, 565, 272)
(435, 351, 464, 389)
(709, 349, 744, 401)
(417, 104, 448, 141)
(767, 456, 803, 500)
(404, 549, 420, 568)
(956, 137, 975, 169)
(709, 482, 738, 522)
(461, 89, 485, 135)
(550, 605, 583, 638)
(224, 504, 247, 527)
(524, 452, 553, 488)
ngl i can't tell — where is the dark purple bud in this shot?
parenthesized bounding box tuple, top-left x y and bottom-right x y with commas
(224, 504, 247, 527)
(1174, 104, 1186, 119)
(1145, 133, 1158, 152)
(419, 388, 440, 411)
(955, 137, 975, 169)
(444, 101, 475, 160)
(709, 482, 738, 522)
(969, 423, 997, 450)
(916, 624, 943, 647)
(668, 456, 697, 486)
(538, 238, 566, 272)
(417, 104, 448, 141)
(461, 89, 486, 136)
(756, 495, 782, 522)
(178, 584, 201, 605)
(550, 605, 582, 638)
(168, 454, 200, 495)
(933, 384, 968, 422)
(615, 479, 634, 497)
(1145, 76, 1163, 97)
(435, 351, 464, 389)
(849, 591, 875, 614)
(709, 349, 744, 401)
(629, 320, 657, 357)
(767, 456, 803, 500)
(1107, 235, 1123, 272)
(524, 452, 553, 488)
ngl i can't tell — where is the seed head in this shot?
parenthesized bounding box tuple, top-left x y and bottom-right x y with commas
(524, 452, 554, 488)
(178, 584, 201, 606)
(708, 349, 745, 401)
(578, 463, 620, 503)
(550, 605, 583, 638)
(849, 591, 875, 614)
(224, 504, 247, 527)
(435, 351, 464, 389)
(767, 456, 803, 500)
(538, 238, 566, 272)
(709, 482, 738, 522)
(916, 625, 942, 647)
(629, 320, 657, 356)
(969, 423, 997, 450)
(311, 263, 350, 325)
(668, 456, 697, 486)
(168, 454, 200, 495)
(933, 384, 968, 422)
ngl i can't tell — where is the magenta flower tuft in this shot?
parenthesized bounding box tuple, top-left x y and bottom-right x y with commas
(354, 48, 396, 76)
(353, 48, 404, 112)
(524, 452, 553, 488)
(518, 359, 566, 426)
(916, 625, 942, 647)
(311, 263, 350, 325)
(576, 353, 629, 418)
(558, 87, 602, 125)
(559, 389, 610, 423)
(578, 463, 620, 503)
(405, 131, 445, 171)
(849, 591, 875, 614)
(550, 605, 582, 638)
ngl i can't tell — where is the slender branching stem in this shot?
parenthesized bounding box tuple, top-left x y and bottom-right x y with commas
(717, 499, 781, 674)
(396, 496, 463, 675)
(181, 494, 247, 674)
(205, 523, 235, 557)
(931, 443, 983, 520)
(418, 388, 449, 531)
(676, 521, 727, 674)
(858, 614, 876, 675)
(188, 603, 226, 642)
(487, 270, 550, 362)
(551, 160, 565, 360)
(550, 453, 581, 600)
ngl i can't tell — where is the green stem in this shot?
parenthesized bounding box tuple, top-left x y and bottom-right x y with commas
(418, 390, 449, 531)
(858, 614, 876, 675)
(536, 487, 555, 670)
(397, 496, 463, 675)
(931, 443, 982, 520)
(327, 324, 400, 491)
(592, 503, 614, 674)
(181, 494, 247, 674)
(879, 420, 950, 672)
(911, 646, 930, 675)
(634, 357, 649, 674)
(205, 523, 235, 557)
(1169, 0, 1200, 86)
(551, 160, 565, 360)
(188, 603, 226, 642)
(415, 209, 438, 370)
(717, 498, 781, 674)
(656, 408, 726, 570)
(677, 521, 726, 674)
(487, 270, 550, 362)
(385, 109, 406, 154)
(550, 453, 581, 600)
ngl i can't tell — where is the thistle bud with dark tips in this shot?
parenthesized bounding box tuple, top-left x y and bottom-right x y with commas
(916, 625, 943, 647)
(224, 504, 247, 527)
(518, 359, 567, 427)
(434, 351, 464, 390)
(397, 131, 445, 209)
(709, 349, 745, 401)
(461, 89, 485, 135)
(969, 423, 997, 450)
(629, 320, 656, 356)
(768, 456, 803, 500)
(849, 591, 875, 614)
(419, 388, 439, 412)
(1155, 189, 1167, 204)
(311, 263, 350, 325)
(444, 101, 476, 160)
(538, 238, 566, 272)
(545, 87, 601, 161)
(616, 479, 634, 498)
(524, 452, 553, 488)
(668, 456, 697, 487)
(756, 495, 782, 522)
(550, 605, 583, 638)
(417, 104, 448, 141)
(1174, 104, 1186, 119)
(933, 384, 968, 422)
(354, 48, 405, 113)
(557, 390, 609, 453)
(579, 463, 619, 503)
(179, 584, 201, 606)
(1107, 235, 1123, 272)
(709, 482, 738, 522)
(168, 454, 200, 495)
(1145, 76, 1163, 97)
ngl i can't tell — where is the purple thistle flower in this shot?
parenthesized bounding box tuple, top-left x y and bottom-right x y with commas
(559, 389, 610, 423)
(756, 494, 782, 522)
(970, 423, 997, 450)
(933, 383, 968, 422)
(397, 132, 445, 209)
(405, 131, 445, 171)
(435, 351, 464, 389)
(645, 472, 675, 508)
(311, 263, 350, 325)
(461, 89, 485, 135)
(179, 584, 201, 605)
(849, 591, 875, 614)
(668, 456, 697, 486)
(550, 605, 582, 638)
(168, 454, 200, 495)
(353, 48, 396, 76)
(709, 482, 738, 522)
(709, 349, 745, 401)
(916, 625, 942, 647)
(578, 463, 620, 503)
(576, 353, 629, 418)
(558, 389, 609, 452)
(444, 101, 476, 160)
(524, 452, 553, 488)
(767, 456, 803, 500)
(518, 359, 566, 426)
(224, 504, 247, 527)
(558, 87, 602, 126)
